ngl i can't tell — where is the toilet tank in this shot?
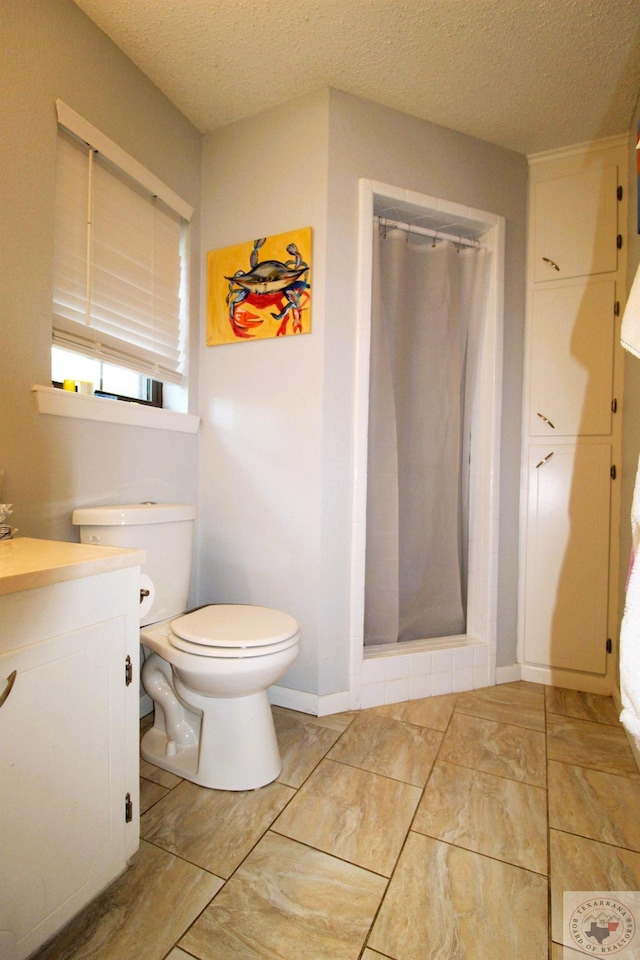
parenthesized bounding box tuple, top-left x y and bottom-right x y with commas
(72, 503, 197, 627)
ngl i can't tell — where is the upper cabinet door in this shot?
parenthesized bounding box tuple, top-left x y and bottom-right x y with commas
(533, 164, 619, 282)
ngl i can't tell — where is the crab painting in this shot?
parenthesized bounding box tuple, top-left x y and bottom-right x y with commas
(224, 237, 311, 339)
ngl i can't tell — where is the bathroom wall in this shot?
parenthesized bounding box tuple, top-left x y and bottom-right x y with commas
(198, 90, 330, 696)
(0, 0, 202, 546)
(198, 89, 528, 701)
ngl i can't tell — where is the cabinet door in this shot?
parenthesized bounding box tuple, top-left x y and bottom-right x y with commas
(0, 619, 127, 960)
(533, 164, 619, 282)
(529, 279, 616, 436)
(523, 442, 611, 675)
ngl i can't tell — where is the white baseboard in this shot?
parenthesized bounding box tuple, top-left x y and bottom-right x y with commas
(520, 663, 612, 695)
(268, 685, 351, 717)
(495, 664, 521, 684)
(268, 685, 318, 714)
(316, 691, 352, 716)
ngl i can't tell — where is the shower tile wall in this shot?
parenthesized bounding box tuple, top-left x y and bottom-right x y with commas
(357, 640, 489, 709)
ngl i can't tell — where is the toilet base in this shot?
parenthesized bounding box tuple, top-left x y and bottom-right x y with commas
(141, 727, 200, 782)
(141, 686, 283, 791)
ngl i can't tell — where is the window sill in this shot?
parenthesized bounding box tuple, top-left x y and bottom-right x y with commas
(32, 385, 200, 434)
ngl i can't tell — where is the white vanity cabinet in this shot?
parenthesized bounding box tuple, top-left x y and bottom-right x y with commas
(0, 539, 143, 960)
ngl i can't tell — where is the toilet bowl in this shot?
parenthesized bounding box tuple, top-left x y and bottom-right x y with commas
(141, 605, 300, 790)
(72, 503, 300, 792)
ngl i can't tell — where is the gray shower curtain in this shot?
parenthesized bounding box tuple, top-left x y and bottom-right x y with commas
(364, 228, 489, 645)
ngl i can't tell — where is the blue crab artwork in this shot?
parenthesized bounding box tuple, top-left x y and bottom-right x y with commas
(224, 237, 311, 339)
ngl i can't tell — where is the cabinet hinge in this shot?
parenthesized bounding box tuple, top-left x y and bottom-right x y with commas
(617, 234, 623, 249)
(618, 185, 623, 201)
(607, 638, 613, 654)
(125, 792, 133, 823)
(125, 655, 133, 686)
(611, 465, 617, 480)
(614, 301, 620, 317)
(612, 398, 618, 413)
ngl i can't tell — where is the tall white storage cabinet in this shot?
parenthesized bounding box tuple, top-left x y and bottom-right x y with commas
(520, 137, 628, 692)
(0, 539, 143, 960)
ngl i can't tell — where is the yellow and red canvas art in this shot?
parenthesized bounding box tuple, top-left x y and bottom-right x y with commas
(206, 227, 312, 346)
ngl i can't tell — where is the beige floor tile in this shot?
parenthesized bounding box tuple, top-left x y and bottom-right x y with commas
(545, 687, 620, 727)
(273, 707, 345, 788)
(368, 831, 548, 960)
(272, 705, 357, 733)
(180, 832, 387, 960)
(439, 711, 547, 786)
(549, 760, 640, 851)
(370, 692, 458, 730)
(413, 759, 547, 873)
(547, 713, 639, 778)
(551, 942, 585, 958)
(328, 711, 442, 786)
(501, 680, 546, 695)
(545, 686, 620, 726)
(272, 758, 421, 876)
(140, 776, 170, 815)
(141, 778, 295, 878)
(306, 709, 360, 733)
(550, 830, 640, 944)
(44, 683, 640, 960)
(33, 840, 222, 960)
(140, 757, 183, 789)
(456, 683, 546, 730)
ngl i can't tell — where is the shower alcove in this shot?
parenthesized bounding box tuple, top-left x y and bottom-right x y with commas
(348, 180, 505, 709)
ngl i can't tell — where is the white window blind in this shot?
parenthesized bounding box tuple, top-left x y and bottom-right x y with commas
(52, 101, 192, 386)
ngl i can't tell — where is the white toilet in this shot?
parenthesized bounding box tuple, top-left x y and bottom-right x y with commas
(72, 503, 300, 791)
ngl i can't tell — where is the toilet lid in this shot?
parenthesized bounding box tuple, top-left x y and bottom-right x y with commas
(170, 604, 299, 650)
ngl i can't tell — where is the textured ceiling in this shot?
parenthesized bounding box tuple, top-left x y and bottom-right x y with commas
(72, 0, 640, 155)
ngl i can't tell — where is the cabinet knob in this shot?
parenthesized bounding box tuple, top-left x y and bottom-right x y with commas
(0, 669, 17, 709)
(542, 257, 560, 271)
(535, 452, 554, 469)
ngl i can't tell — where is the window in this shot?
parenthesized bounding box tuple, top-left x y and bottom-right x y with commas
(52, 101, 193, 402)
(51, 345, 160, 404)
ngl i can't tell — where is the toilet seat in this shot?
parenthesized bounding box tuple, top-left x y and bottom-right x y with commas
(168, 604, 300, 659)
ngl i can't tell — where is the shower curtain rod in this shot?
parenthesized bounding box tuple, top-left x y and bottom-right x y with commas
(375, 216, 484, 249)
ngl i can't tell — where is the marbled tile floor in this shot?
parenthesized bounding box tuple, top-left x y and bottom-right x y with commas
(34, 682, 640, 960)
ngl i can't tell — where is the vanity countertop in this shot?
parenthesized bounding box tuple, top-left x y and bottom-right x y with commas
(0, 537, 145, 596)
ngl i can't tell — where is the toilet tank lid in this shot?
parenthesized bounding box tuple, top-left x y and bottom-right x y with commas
(72, 503, 197, 526)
